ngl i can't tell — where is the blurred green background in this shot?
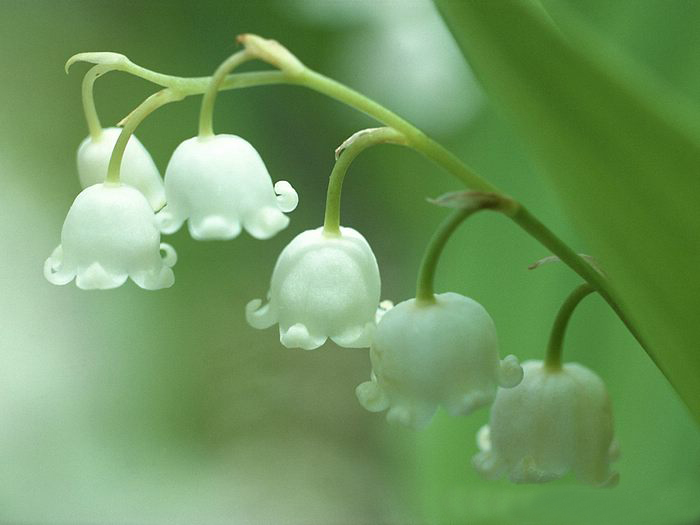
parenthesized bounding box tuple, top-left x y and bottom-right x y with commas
(1, 1, 698, 523)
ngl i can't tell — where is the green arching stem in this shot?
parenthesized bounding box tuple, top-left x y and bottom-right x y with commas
(545, 283, 596, 370)
(415, 194, 508, 305)
(198, 50, 252, 138)
(84, 50, 649, 356)
(323, 127, 408, 235)
(106, 89, 183, 184)
(81, 65, 108, 140)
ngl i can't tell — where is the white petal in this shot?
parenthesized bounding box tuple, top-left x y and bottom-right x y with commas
(355, 380, 389, 412)
(131, 265, 175, 290)
(159, 243, 177, 267)
(274, 180, 299, 213)
(189, 215, 242, 241)
(498, 354, 523, 388)
(331, 322, 374, 348)
(280, 323, 327, 350)
(472, 451, 504, 481)
(43, 245, 75, 285)
(386, 404, 435, 430)
(444, 389, 495, 417)
(156, 205, 185, 235)
(244, 206, 289, 240)
(245, 298, 277, 330)
(476, 424, 491, 452)
(76, 262, 128, 290)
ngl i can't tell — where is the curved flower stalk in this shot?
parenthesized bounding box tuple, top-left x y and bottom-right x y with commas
(246, 226, 381, 350)
(44, 183, 176, 290)
(473, 360, 619, 486)
(156, 134, 297, 240)
(77, 127, 166, 211)
(356, 292, 522, 429)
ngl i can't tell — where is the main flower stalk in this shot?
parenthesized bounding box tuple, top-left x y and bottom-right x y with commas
(67, 38, 647, 358)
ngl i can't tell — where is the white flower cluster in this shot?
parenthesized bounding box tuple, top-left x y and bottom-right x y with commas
(45, 128, 297, 290)
(244, 221, 617, 486)
(47, 40, 618, 488)
(47, 125, 617, 485)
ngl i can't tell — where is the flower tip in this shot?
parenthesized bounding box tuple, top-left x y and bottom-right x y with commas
(189, 215, 242, 241)
(76, 262, 127, 290)
(158, 243, 177, 267)
(280, 323, 327, 350)
(386, 405, 434, 430)
(274, 180, 298, 213)
(355, 381, 389, 412)
(245, 207, 289, 240)
(375, 299, 394, 323)
(498, 354, 524, 388)
(44, 246, 73, 286)
(155, 206, 183, 235)
(245, 298, 277, 330)
(331, 322, 374, 348)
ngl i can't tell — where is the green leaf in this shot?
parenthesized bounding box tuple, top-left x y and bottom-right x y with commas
(434, 0, 700, 422)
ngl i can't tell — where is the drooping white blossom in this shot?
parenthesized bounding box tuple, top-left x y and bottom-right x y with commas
(356, 292, 523, 429)
(156, 134, 297, 240)
(44, 183, 176, 290)
(77, 127, 165, 211)
(246, 226, 380, 350)
(473, 360, 619, 486)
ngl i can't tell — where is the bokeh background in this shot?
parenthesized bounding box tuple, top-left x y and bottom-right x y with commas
(1, 1, 699, 524)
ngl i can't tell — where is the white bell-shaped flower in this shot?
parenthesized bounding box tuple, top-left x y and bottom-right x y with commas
(356, 292, 523, 429)
(156, 134, 298, 240)
(246, 226, 380, 350)
(44, 183, 177, 290)
(77, 127, 165, 211)
(473, 360, 619, 486)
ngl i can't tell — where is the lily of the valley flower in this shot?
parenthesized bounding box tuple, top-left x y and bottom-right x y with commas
(473, 360, 619, 486)
(44, 183, 176, 290)
(156, 135, 297, 240)
(77, 127, 165, 211)
(356, 292, 523, 429)
(246, 226, 380, 350)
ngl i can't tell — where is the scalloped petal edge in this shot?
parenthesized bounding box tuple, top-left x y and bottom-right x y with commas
(280, 323, 327, 350)
(274, 180, 298, 213)
(245, 298, 277, 330)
